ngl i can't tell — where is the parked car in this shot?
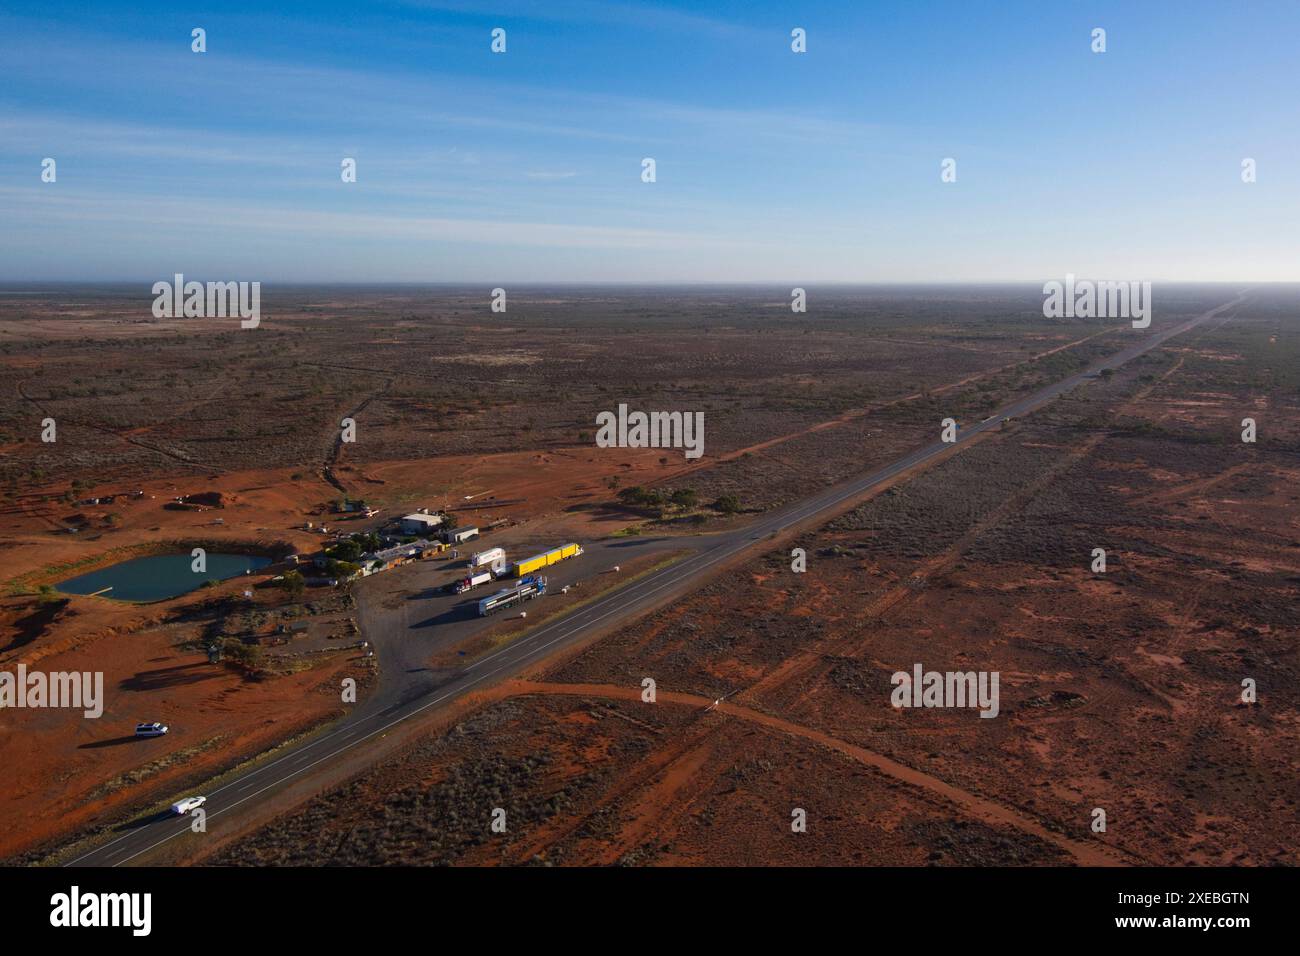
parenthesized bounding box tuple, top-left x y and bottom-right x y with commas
(135, 722, 169, 737)
(170, 796, 206, 815)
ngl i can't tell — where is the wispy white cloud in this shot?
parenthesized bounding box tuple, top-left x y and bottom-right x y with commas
(394, 0, 769, 41)
(0, 19, 878, 150)
(0, 186, 777, 251)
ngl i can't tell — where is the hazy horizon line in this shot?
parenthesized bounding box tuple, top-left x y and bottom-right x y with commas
(0, 279, 1292, 290)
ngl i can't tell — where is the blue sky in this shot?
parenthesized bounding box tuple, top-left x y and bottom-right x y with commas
(1, 1, 1297, 282)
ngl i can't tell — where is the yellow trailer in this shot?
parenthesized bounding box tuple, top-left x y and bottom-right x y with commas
(515, 543, 582, 576)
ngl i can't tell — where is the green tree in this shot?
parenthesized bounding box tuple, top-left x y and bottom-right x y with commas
(326, 559, 361, 578)
(328, 539, 363, 563)
(670, 488, 698, 510)
(713, 494, 741, 515)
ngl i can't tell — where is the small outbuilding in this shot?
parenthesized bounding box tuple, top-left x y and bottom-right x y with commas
(399, 513, 444, 535)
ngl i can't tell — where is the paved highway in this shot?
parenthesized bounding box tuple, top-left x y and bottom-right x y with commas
(65, 295, 1241, 866)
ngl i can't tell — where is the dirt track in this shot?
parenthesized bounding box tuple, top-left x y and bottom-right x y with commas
(487, 679, 1130, 866)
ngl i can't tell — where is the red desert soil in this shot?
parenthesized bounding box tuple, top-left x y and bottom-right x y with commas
(481, 679, 1126, 866)
(195, 314, 1299, 869)
(8, 294, 1297, 866)
(0, 439, 686, 859)
(2, 445, 680, 586)
(0, 620, 357, 859)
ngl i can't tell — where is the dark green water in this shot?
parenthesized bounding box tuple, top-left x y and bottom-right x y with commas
(57, 552, 272, 602)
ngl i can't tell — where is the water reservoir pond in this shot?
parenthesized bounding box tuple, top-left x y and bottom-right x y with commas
(57, 552, 272, 602)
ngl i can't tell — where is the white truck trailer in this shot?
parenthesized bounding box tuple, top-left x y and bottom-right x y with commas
(453, 570, 493, 594)
(469, 546, 504, 567)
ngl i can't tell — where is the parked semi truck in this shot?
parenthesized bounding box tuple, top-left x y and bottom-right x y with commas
(514, 543, 583, 577)
(453, 570, 493, 594)
(478, 575, 546, 616)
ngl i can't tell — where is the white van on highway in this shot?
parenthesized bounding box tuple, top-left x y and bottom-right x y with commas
(171, 796, 206, 815)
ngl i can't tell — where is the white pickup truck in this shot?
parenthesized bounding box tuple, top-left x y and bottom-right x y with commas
(171, 795, 206, 815)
